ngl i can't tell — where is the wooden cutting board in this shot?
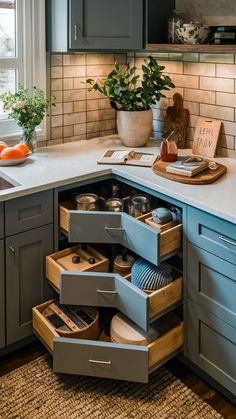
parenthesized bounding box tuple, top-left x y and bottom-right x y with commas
(152, 160, 227, 185)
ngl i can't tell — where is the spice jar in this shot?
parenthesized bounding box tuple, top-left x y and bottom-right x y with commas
(168, 10, 184, 44)
(75, 193, 99, 211)
(105, 198, 124, 212)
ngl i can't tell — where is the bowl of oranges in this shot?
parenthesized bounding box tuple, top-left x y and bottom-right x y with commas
(0, 142, 31, 166)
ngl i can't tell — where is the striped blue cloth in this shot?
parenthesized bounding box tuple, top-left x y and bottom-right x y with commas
(131, 258, 173, 291)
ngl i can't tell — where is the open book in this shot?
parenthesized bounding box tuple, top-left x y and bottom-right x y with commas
(97, 149, 158, 167)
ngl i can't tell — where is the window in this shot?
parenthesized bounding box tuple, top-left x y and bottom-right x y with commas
(0, 0, 46, 140)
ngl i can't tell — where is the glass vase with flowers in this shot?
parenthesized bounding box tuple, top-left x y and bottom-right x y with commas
(0, 84, 55, 152)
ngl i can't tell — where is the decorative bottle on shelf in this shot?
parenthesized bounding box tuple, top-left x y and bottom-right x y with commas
(160, 131, 178, 163)
(168, 10, 184, 44)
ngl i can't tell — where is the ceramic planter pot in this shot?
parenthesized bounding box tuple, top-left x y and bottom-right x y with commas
(117, 109, 153, 147)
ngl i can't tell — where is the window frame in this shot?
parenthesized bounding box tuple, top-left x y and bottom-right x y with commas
(0, 0, 46, 142)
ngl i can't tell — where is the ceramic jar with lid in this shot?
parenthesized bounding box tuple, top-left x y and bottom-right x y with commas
(177, 22, 210, 44)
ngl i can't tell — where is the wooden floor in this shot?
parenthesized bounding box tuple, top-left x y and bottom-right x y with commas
(0, 342, 235, 418)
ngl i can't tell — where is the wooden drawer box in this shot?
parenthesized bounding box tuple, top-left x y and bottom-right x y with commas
(59, 202, 182, 266)
(187, 206, 236, 266)
(46, 245, 109, 290)
(54, 269, 183, 331)
(33, 302, 184, 383)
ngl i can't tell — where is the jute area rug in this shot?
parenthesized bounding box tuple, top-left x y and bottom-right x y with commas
(0, 354, 223, 419)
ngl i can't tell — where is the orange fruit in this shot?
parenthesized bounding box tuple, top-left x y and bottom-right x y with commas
(1, 147, 24, 160)
(14, 143, 30, 156)
(0, 143, 7, 154)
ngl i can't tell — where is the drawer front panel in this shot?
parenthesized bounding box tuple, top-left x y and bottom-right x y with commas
(60, 272, 149, 330)
(187, 244, 236, 328)
(186, 301, 236, 395)
(5, 190, 54, 235)
(53, 337, 149, 383)
(68, 211, 160, 265)
(187, 206, 236, 265)
(0, 203, 3, 239)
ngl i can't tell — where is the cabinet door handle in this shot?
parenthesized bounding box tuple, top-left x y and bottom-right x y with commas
(97, 289, 118, 295)
(89, 359, 112, 365)
(104, 227, 125, 232)
(219, 235, 236, 247)
(9, 246, 15, 253)
(74, 24, 78, 41)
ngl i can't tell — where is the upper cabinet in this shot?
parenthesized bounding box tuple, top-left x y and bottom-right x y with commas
(46, 0, 174, 52)
(47, 0, 143, 51)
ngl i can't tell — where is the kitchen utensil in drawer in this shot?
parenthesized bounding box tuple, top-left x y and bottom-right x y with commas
(131, 259, 173, 291)
(113, 249, 135, 277)
(75, 193, 99, 211)
(105, 198, 124, 212)
(41, 300, 100, 340)
(152, 207, 172, 224)
(110, 312, 159, 345)
(128, 194, 151, 217)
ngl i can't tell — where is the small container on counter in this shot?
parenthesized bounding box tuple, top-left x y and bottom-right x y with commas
(160, 131, 178, 163)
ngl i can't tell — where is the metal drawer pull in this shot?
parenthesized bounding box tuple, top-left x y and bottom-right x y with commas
(97, 289, 118, 295)
(74, 24, 78, 41)
(219, 236, 236, 247)
(89, 359, 112, 365)
(104, 227, 125, 232)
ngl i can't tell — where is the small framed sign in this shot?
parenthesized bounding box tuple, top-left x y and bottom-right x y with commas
(192, 119, 222, 158)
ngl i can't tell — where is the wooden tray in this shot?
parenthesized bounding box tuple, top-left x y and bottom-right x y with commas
(152, 160, 227, 185)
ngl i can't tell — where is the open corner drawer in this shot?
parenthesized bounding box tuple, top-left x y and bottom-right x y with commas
(59, 202, 182, 266)
(32, 300, 184, 383)
(46, 247, 183, 331)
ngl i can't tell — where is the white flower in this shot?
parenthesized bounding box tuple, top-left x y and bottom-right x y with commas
(14, 101, 25, 110)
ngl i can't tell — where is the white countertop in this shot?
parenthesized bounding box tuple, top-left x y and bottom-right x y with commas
(0, 135, 236, 224)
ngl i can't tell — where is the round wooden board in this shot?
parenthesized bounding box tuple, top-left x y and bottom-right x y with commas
(152, 160, 227, 185)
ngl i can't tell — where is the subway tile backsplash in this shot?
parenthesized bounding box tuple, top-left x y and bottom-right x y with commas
(48, 52, 236, 157)
(49, 53, 126, 145)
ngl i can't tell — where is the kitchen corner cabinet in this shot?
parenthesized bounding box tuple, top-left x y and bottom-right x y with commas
(47, 0, 143, 52)
(0, 240, 5, 348)
(33, 178, 184, 383)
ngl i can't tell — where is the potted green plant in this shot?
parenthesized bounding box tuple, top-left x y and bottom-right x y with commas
(0, 84, 55, 152)
(87, 56, 175, 147)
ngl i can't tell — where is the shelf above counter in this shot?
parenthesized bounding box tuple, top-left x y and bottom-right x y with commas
(146, 44, 236, 54)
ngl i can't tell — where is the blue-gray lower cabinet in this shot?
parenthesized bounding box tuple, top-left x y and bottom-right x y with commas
(0, 239, 5, 348)
(187, 244, 236, 329)
(185, 301, 236, 396)
(5, 190, 53, 237)
(187, 206, 236, 266)
(6, 224, 54, 345)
